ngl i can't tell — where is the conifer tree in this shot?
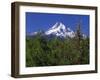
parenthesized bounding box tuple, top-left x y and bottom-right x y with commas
(75, 20, 83, 64)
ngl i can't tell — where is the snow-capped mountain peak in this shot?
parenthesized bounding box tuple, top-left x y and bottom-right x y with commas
(48, 22, 66, 32)
(45, 22, 75, 38)
(28, 22, 86, 39)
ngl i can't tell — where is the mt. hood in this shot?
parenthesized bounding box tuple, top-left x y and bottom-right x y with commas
(45, 22, 75, 38)
(29, 22, 86, 38)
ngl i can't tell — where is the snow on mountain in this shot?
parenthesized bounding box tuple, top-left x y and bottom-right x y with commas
(45, 22, 75, 38)
(29, 32, 38, 36)
(82, 34, 87, 39)
(29, 22, 86, 39)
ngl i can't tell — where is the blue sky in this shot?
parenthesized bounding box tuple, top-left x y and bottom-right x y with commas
(26, 12, 90, 36)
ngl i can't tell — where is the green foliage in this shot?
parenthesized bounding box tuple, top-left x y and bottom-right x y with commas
(26, 34, 89, 67)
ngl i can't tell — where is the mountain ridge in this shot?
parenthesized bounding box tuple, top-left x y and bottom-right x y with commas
(28, 22, 87, 39)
